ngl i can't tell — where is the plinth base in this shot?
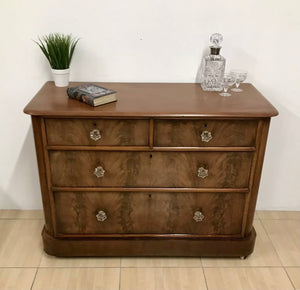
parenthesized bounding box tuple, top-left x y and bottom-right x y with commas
(42, 227, 256, 257)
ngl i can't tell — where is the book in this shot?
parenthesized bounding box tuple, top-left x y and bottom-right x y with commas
(67, 83, 117, 106)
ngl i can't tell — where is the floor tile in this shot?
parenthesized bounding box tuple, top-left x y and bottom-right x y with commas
(262, 219, 300, 266)
(0, 268, 37, 290)
(32, 268, 120, 290)
(121, 257, 201, 267)
(257, 211, 300, 220)
(204, 267, 294, 290)
(40, 253, 120, 267)
(120, 268, 206, 290)
(286, 267, 300, 290)
(0, 210, 43, 219)
(0, 220, 43, 267)
(202, 220, 281, 267)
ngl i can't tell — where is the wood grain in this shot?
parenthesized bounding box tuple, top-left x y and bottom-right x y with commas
(31, 117, 54, 234)
(47, 145, 255, 151)
(42, 227, 256, 257)
(24, 82, 278, 118)
(154, 119, 257, 147)
(245, 118, 270, 234)
(24, 82, 277, 257)
(45, 118, 149, 146)
(54, 191, 245, 235)
(49, 151, 253, 188)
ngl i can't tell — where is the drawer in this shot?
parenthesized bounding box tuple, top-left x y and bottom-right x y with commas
(45, 118, 149, 146)
(54, 191, 246, 235)
(154, 120, 257, 147)
(50, 151, 253, 188)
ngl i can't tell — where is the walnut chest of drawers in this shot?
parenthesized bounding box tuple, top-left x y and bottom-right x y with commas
(24, 82, 278, 257)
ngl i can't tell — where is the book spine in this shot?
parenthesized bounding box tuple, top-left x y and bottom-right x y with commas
(67, 88, 95, 106)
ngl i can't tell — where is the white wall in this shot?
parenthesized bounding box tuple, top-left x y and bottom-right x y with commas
(0, 0, 299, 210)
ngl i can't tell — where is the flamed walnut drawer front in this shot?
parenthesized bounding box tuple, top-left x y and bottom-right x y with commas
(154, 119, 257, 147)
(45, 118, 149, 146)
(49, 151, 253, 188)
(55, 191, 246, 235)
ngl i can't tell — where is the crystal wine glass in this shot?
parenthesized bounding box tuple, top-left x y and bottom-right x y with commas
(220, 73, 235, 97)
(231, 70, 248, 92)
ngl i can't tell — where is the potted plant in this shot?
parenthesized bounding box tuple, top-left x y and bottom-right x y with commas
(34, 33, 79, 87)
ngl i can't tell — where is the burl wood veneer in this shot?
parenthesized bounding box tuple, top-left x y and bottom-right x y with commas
(24, 82, 278, 257)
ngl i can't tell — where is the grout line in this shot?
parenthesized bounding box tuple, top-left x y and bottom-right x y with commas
(201, 267, 209, 290)
(2, 266, 297, 269)
(119, 257, 122, 290)
(283, 267, 297, 290)
(0, 218, 44, 220)
(2, 265, 299, 269)
(0, 266, 37, 269)
(30, 268, 38, 290)
(35, 266, 121, 269)
(119, 266, 122, 290)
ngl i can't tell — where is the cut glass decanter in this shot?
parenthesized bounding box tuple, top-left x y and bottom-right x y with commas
(200, 33, 226, 91)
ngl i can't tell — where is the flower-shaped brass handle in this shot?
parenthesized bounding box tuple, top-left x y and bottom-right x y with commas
(94, 166, 105, 178)
(90, 129, 101, 141)
(193, 211, 205, 222)
(198, 167, 208, 179)
(96, 210, 107, 222)
(201, 131, 212, 142)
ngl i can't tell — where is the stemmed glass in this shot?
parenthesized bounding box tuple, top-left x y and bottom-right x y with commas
(231, 70, 248, 92)
(219, 73, 235, 97)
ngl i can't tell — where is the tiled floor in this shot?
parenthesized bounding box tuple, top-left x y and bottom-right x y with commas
(0, 210, 299, 290)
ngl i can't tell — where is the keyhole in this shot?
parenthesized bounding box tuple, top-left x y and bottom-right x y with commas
(149, 154, 153, 158)
(149, 194, 152, 198)
(93, 122, 97, 127)
(204, 123, 208, 127)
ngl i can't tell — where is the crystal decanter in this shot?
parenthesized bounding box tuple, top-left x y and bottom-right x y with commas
(200, 33, 226, 91)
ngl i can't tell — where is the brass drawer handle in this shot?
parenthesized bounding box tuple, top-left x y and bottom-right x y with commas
(96, 210, 107, 222)
(94, 166, 105, 178)
(193, 211, 205, 222)
(201, 130, 212, 142)
(198, 167, 208, 178)
(90, 129, 101, 141)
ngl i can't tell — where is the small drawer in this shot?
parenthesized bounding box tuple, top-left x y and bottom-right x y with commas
(45, 118, 149, 146)
(49, 151, 253, 188)
(54, 191, 246, 235)
(154, 119, 257, 147)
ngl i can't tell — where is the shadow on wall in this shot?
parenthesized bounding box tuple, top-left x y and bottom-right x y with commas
(0, 124, 42, 209)
(257, 100, 300, 210)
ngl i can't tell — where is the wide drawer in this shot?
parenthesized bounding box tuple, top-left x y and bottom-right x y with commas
(49, 151, 253, 188)
(54, 191, 246, 235)
(154, 119, 257, 147)
(45, 118, 149, 146)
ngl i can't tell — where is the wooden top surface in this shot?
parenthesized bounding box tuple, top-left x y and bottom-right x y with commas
(24, 82, 278, 118)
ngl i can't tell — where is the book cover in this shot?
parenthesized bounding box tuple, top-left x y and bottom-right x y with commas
(67, 84, 117, 106)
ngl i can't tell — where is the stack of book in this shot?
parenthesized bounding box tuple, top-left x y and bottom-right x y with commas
(67, 83, 117, 107)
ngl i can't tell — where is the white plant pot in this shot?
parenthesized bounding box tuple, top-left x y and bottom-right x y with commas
(51, 68, 70, 87)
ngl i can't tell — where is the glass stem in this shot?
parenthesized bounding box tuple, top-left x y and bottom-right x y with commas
(224, 87, 228, 93)
(236, 82, 240, 88)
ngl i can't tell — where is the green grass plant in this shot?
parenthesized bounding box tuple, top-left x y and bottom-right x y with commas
(34, 33, 79, 69)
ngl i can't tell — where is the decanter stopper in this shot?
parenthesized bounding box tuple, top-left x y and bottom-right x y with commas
(209, 33, 223, 55)
(210, 33, 223, 48)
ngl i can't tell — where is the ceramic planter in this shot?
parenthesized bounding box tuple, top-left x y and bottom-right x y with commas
(51, 68, 70, 87)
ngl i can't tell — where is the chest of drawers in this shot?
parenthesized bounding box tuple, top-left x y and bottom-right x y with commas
(24, 82, 278, 257)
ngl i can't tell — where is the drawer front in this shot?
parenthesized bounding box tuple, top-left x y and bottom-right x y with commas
(45, 118, 149, 146)
(55, 191, 246, 235)
(154, 120, 257, 147)
(50, 151, 252, 188)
